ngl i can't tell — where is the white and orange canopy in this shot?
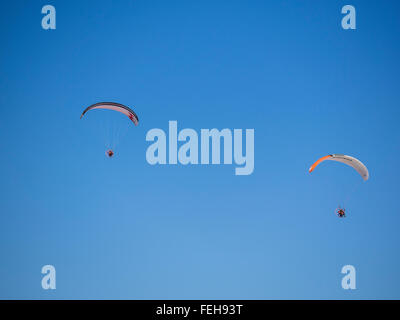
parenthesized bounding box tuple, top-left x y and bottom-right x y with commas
(309, 154, 369, 181)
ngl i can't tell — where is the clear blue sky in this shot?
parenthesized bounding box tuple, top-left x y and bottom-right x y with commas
(1, 0, 400, 299)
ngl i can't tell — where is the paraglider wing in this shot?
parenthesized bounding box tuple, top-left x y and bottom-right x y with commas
(309, 154, 369, 181)
(80, 102, 139, 125)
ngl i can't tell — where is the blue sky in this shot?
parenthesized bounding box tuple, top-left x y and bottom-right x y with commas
(1, 0, 400, 299)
